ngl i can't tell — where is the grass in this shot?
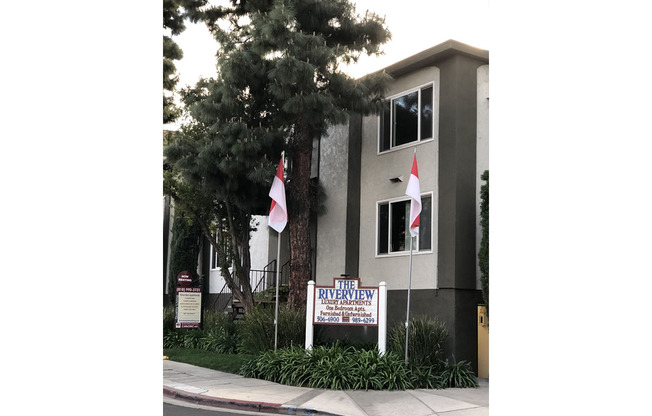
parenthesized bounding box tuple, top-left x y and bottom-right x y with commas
(164, 347, 255, 374)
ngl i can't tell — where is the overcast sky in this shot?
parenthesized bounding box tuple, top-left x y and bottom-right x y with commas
(172, 0, 489, 88)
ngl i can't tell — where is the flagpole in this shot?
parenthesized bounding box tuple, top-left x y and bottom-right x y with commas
(405, 148, 419, 366)
(272, 151, 286, 352)
(274, 229, 281, 351)
(405, 234, 414, 365)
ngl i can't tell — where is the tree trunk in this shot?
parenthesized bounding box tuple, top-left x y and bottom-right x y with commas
(195, 212, 255, 313)
(287, 129, 313, 311)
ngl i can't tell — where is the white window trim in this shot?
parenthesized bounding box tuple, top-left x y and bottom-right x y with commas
(375, 191, 434, 258)
(377, 81, 438, 155)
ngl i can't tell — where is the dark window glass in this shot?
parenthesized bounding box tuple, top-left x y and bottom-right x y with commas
(393, 91, 418, 146)
(378, 196, 432, 255)
(420, 86, 433, 140)
(418, 195, 432, 251)
(378, 203, 389, 254)
(390, 200, 410, 252)
(379, 101, 390, 152)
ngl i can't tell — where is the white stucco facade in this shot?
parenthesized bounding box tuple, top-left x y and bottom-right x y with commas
(475, 64, 489, 290)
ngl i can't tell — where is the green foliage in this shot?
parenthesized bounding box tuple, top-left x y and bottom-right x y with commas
(237, 304, 305, 354)
(194, 0, 392, 310)
(164, 310, 478, 390)
(241, 345, 412, 390)
(442, 358, 479, 388)
(409, 365, 446, 389)
(167, 211, 202, 305)
(163, 0, 207, 123)
(479, 170, 489, 315)
(163, 308, 239, 354)
(254, 284, 289, 302)
(164, 348, 254, 374)
(163, 306, 176, 332)
(388, 315, 448, 369)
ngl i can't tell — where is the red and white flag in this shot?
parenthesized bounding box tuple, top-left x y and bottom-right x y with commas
(405, 152, 421, 237)
(268, 156, 288, 233)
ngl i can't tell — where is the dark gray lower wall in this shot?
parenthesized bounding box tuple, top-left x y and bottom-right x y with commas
(317, 288, 483, 373)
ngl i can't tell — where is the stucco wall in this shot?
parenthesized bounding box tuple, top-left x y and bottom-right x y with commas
(357, 66, 441, 291)
(315, 123, 351, 283)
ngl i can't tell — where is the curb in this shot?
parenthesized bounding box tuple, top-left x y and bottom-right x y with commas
(163, 386, 342, 416)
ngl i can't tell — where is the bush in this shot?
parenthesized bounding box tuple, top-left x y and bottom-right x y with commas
(441, 358, 478, 388)
(241, 344, 413, 391)
(388, 315, 448, 369)
(254, 284, 289, 302)
(162, 307, 239, 353)
(163, 306, 176, 332)
(238, 304, 305, 354)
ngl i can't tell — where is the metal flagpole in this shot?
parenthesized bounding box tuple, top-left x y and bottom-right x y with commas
(405, 234, 414, 365)
(274, 229, 281, 351)
(273, 151, 285, 352)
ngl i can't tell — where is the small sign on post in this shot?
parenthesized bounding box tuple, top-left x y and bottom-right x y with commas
(175, 271, 202, 329)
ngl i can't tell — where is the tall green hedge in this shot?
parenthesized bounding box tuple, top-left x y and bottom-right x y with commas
(479, 170, 489, 314)
(167, 210, 202, 305)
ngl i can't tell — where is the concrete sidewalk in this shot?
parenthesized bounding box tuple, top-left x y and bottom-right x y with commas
(163, 360, 488, 416)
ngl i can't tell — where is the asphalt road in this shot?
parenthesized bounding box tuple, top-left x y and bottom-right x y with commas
(163, 400, 274, 416)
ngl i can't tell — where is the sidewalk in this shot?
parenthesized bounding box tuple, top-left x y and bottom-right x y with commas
(163, 360, 488, 416)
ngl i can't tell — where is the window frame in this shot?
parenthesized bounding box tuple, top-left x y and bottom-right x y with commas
(375, 192, 434, 257)
(378, 82, 436, 154)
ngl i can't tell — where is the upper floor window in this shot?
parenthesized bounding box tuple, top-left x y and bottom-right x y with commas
(379, 83, 434, 153)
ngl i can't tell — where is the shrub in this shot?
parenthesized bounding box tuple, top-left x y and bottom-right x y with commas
(163, 306, 176, 332)
(238, 304, 305, 354)
(388, 315, 448, 369)
(241, 344, 413, 391)
(442, 358, 478, 388)
(409, 364, 446, 389)
(254, 284, 289, 302)
(162, 307, 239, 353)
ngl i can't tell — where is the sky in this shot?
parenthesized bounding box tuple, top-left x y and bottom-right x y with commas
(172, 0, 489, 89)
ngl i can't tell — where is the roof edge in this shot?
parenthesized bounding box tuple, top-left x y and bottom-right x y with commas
(377, 39, 489, 78)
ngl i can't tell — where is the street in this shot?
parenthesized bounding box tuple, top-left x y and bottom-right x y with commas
(163, 399, 274, 416)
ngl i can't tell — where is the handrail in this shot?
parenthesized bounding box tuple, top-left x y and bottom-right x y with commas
(210, 259, 292, 314)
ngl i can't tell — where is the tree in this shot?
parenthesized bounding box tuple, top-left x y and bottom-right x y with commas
(203, 0, 391, 310)
(164, 81, 285, 312)
(163, 0, 207, 124)
(479, 170, 489, 315)
(167, 209, 202, 305)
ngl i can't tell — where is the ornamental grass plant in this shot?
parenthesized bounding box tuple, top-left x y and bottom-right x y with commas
(162, 307, 238, 353)
(237, 304, 306, 354)
(164, 308, 478, 389)
(240, 344, 412, 390)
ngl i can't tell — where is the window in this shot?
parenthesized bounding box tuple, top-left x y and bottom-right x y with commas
(379, 84, 434, 152)
(377, 194, 432, 255)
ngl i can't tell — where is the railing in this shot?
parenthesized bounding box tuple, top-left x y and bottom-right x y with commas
(210, 259, 291, 313)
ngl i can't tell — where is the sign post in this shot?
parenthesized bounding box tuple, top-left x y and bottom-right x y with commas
(305, 281, 315, 350)
(305, 278, 387, 353)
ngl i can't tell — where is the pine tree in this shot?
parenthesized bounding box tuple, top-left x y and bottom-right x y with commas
(167, 210, 202, 305)
(201, 0, 392, 310)
(163, 0, 207, 124)
(164, 71, 285, 311)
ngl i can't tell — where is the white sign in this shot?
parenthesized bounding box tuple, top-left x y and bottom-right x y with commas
(313, 278, 378, 326)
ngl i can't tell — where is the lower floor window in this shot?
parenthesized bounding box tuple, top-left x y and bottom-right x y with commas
(377, 194, 432, 255)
